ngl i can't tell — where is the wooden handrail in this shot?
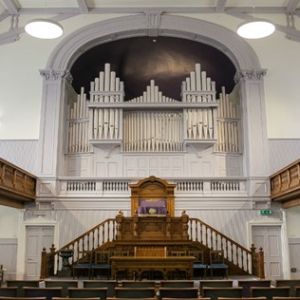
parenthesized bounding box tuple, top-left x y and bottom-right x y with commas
(41, 215, 264, 278)
(41, 218, 116, 277)
(189, 217, 250, 253)
(189, 217, 262, 277)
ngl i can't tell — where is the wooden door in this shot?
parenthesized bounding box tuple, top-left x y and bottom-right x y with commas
(25, 226, 54, 279)
(252, 225, 282, 279)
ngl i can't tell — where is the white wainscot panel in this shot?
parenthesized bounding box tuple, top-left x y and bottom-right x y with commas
(108, 162, 118, 177)
(0, 238, 17, 280)
(66, 155, 92, 176)
(96, 162, 106, 177)
(125, 155, 184, 178)
(225, 155, 243, 176)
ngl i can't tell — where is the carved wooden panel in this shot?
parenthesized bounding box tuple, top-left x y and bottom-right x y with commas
(129, 176, 176, 216)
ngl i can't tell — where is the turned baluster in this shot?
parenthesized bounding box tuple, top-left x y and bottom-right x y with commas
(92, 230, 95, 250)
(200, 223, 203, 244)
(97, 227, 100, 247)
(196, 220, 199, 242)
(230, 242, 234, 264)
(102, 224, 105, 243)
(87, 232, 90, 251)
(112, 220, 116, 240)
(221, 236, 224, 256)
(241, 249, 245, 271)
(107, 220, 110, 242)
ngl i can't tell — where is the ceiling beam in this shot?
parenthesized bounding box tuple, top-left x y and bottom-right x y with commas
(0, 11, 9, 22)
(216, 0, 227, 13)
(286, 0, 300, 13)
(14, 6, 296, 15)
(2, 0, 18, 14)
(77, 0, 89, 13)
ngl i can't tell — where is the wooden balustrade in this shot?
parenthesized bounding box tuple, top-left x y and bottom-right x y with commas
(270, 158, 300, 208)
(189, 217, 264, 278)
(41, 218, 116, 277)
(0, 157, 36, 208)
(41, 214, 264, 278)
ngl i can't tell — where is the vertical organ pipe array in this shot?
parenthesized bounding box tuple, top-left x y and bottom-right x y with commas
(89, 63, 123, 140)
(66, 62, 241, 154)
(123, 111, 182, 152)
(128, 80, 178, 104)
(215, 87, 240, 153)
(182, 63, 216, 103)
(67, 87, 89, 153)
(182, 63, 218, 140)
(124, 80, 181, 152)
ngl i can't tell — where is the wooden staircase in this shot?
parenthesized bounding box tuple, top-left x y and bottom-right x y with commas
(41, 214, 264, 279)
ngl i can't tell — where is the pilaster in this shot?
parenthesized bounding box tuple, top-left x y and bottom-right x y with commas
(236, 69, 270, 199)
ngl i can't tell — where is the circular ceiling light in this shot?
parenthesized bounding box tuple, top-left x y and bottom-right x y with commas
(237, 21, 275, 39)
(25, 19, 63, 39)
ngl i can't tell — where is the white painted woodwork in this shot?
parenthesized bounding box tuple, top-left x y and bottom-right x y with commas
(252, 225, 283, 280)
(289, 238, 300, 278)
(25, 226, 54, 279)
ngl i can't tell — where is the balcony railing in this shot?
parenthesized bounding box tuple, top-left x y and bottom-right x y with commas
(0, 157, 36, 207)
(270, 158, 300, 207)
(58, 177, 247, 195)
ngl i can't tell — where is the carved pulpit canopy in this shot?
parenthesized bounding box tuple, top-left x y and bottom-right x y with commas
(129, 176, 176, 216)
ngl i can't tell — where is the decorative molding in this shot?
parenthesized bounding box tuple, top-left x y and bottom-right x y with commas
(234, 69, 267, 83)
(145, 11, 162, 36)
(39, 69, 73, 82)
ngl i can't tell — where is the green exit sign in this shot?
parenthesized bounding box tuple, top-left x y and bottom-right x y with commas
(260, 209, 272, 216)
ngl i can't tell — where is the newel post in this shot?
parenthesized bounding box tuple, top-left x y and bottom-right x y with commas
(250, 243, 257, 276)
(48, 244, 56, 276)
(257, 247, 265, 279)
(40, 247, 48, 279)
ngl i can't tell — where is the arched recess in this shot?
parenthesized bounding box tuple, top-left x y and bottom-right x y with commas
(47, 14, 260, 71)
(38, 14, 269, 203)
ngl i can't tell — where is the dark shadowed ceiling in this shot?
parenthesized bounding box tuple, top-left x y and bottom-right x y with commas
(71, 36, 236, 101)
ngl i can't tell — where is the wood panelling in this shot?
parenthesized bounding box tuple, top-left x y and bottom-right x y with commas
(271, 158, 300, 208)
(0, 158, 36, 208)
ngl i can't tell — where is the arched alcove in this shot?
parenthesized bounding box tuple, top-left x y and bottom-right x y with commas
(38, 14, 268, 194)
(47, 14, 260, 72)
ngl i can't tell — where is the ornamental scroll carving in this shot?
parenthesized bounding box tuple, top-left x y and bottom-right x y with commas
(40, 69, 73, 82)
(234, 69, 267, 83)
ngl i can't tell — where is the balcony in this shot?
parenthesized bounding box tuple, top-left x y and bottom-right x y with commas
(270, 158, 300, 208)
(0, 158, 36, 208)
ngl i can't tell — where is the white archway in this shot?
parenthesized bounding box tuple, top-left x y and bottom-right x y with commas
(38, 14, 269, 207)
(47, 14, 261, 71)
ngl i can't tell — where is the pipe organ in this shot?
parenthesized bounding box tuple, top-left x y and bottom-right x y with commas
(67, 87, 90, 153)
(66, 63, 241, 154)
(215, 87, 240, 153)
(182, 64, 218, 141)
(89, 63, 124, 141)
(123, 111, 183, 152)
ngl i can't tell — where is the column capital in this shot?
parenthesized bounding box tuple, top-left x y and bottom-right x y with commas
(39, 69, 73, 83)
(234, 69, 267, 83)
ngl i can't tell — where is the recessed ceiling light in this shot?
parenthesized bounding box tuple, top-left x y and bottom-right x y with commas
(25, 19, 63, 39)
(237, 21, 275, 39)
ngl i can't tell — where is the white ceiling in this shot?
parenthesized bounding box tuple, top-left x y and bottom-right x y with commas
(0, 0, 300, 45)
(0, 0, 299, 13)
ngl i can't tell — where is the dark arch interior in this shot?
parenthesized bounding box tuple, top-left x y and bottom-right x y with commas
(71, 36, 236, 101)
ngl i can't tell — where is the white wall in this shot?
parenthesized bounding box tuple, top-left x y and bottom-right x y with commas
(0, 206, 19, 238)
(0, 206, 19, 279)
(0, 140, 38, 173)
(286, 206, 300, 237)
(0, 14, 300, 139)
